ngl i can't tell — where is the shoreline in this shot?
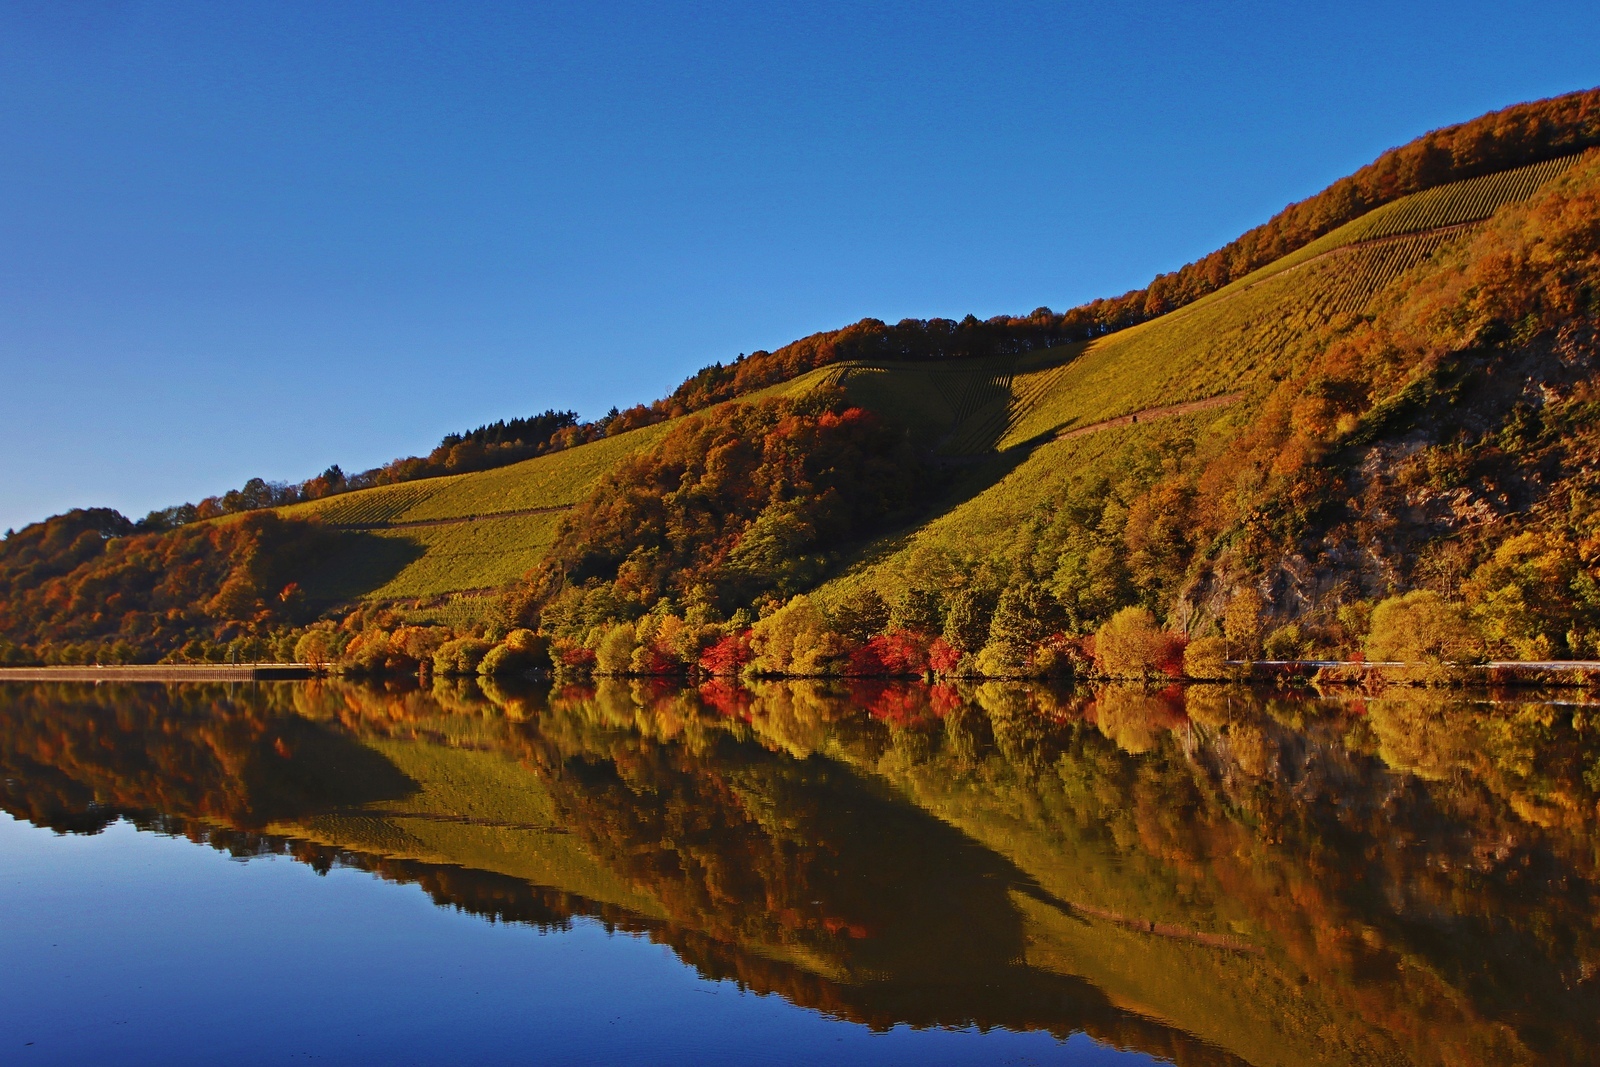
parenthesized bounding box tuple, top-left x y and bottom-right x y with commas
(0, 664, 319, 682)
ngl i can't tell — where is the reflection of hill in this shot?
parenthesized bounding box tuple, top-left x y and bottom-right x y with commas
(0, 682, 416, 833)
(3, 680, 1599, 1066)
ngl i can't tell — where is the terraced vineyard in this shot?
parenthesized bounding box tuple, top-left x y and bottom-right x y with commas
(797, 157, 1582, 460)
(1308, 228, 1458, 318)
(1347, 152, 1580, 241)
(813, 152, 1594, 606)
(1215, 151, 1587, 297)
(284, 421, 673, 602)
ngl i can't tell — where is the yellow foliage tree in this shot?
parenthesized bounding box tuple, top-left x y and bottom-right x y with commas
(1365, 591, 1480, 666)
(1182, 635, 1231, 680)
(1464, 531, 1583, 660)
(594, 623, 637, 675)
(1094, 606, 1175, 680)
(750, 595, 846, 675)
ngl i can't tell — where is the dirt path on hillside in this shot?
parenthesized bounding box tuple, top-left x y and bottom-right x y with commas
(1054, 392, 1244, 441)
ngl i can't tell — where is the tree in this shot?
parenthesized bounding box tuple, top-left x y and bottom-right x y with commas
(1464, 531, 1591, 659)
(1094, 607, 1180, 680)
(594, 623, 638, 675)
(1224, 590, 1265, 659)
(943, 588, 994, 653)
(889, 587, 943, 634)
(832, 588, 890, 643)
(750, 595, 846, 675)
(983, 583, 1066, 670)
(1365, 591, 1479, 664)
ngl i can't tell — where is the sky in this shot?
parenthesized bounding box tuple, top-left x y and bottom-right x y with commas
(1, 1, 1597, 533)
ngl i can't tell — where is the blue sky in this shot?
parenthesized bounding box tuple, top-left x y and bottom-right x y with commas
(1, 1, 1597, 532)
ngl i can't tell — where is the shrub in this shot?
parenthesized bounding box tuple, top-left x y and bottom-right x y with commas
(1032, 634, 1089, 679)
(1262, 623, 1305, 661)
(927, 637, 962, 674)
(1094, 607, 1182, 679)
(629, 642, 683, 674)
(1182, 635, 1231, 680)
(1365, 590, 1480, 664)
(699, 631, 754, 676)
(433, 637, 493, 677)
(480, 642, 532, 678)
(549, 638, 596, 674)
(973, 642, 1024, 678)
(847, 630, 930, 676)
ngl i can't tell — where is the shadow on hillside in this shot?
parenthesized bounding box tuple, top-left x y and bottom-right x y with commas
(295, 528, 427, 606)
(833, 439, 1042, 575)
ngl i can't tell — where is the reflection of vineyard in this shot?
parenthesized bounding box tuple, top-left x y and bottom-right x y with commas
(3, 680, 1599, 1066)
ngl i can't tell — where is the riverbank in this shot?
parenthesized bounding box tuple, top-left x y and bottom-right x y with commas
(0, 664, 318, 682)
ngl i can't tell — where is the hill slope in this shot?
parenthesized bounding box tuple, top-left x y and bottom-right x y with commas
(4, 89, 1600, 667)
(254, 147, 1591, 609)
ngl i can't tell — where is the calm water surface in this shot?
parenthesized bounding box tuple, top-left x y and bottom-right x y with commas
(1, 678, 1597, 1066)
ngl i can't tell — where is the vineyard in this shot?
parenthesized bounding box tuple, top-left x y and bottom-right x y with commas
(280, 479, 443, 528)
(281, 420, 672, 530)
(301, 509, 568, 603)
(1215, 150, 1588, 298)
(784, 155, 1580, 460)
(277, 421, 673, 602)
(1344, 152, 1581, 242)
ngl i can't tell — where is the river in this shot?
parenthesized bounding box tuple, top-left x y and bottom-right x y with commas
(1, 678, 1596, 1065)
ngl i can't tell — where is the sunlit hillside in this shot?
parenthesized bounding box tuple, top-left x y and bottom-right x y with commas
(7, 92, 1599, 671)
(278, 149, 1585, 606)
(276, 421, 674, 601)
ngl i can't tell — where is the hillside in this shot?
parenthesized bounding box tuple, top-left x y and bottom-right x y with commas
(278, 421, 675, 602)
(244, 147, 1597, 605)
(3, 88, 1600, 669)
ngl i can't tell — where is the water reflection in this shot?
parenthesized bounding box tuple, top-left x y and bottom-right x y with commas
(2, 677, 1598, 1066)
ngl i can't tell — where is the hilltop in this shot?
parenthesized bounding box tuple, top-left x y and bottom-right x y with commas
(3, 87, 1600, 676)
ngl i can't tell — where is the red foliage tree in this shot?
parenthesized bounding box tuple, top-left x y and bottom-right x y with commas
(699, 631, 755, 676)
